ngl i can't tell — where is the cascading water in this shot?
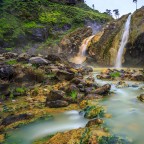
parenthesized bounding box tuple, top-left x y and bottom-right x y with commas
(69, 35, 94, 64)
(115, 15, 131, 68)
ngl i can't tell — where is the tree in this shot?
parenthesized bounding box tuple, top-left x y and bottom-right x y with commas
(106, 9, 112, 16)
(113, 9, 120, 19)
(133, 0, 137, 10)
(92, 4, 95, 10)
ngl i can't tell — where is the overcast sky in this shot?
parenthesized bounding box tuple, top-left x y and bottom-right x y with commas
(85, 0, 144, 17)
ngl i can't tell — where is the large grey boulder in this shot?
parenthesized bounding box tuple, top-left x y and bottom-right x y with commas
(29, 57, 50, 65)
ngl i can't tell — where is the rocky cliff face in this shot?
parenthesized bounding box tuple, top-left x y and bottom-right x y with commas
(88, 15, 128, 66)
(124, 7, 144, 67)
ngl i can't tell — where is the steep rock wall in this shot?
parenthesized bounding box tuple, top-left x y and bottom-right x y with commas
(124, 7, 144, 67)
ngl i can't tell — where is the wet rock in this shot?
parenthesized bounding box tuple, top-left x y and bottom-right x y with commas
(46, 90, 65, 101)
(29, 57, 50, 65)
(0, 65, 15, 80)
(86, 118, 103, 127)
(94, 84, 111, 95)
(46, 100, 68, 108)
(137, 94, 144, 102)
(116, 81, 129, 88)
(0, 114, 33, 126)
(56, 71, 74, 81)
(17, 53, 30, 62)
(66, 84, 79, 93)
(84, 87, 95, 94)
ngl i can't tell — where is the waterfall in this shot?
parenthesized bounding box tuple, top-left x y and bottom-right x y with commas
(69, 35, 94, 64)
(115, 15, 131, 68)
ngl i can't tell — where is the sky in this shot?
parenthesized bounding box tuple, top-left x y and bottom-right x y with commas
(85, 0, 144, 17)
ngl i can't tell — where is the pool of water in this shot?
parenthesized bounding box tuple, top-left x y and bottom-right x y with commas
(4, 110, 88, 144)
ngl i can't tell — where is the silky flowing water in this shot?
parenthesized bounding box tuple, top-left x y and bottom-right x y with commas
(4, 68, 144, 144)
(115, 15, 131, 68)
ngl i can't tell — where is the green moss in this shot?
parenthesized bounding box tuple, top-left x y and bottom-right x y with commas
(99, 136, 131, 144)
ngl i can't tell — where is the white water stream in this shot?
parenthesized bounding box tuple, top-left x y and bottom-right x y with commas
(115, 15, 131, 68)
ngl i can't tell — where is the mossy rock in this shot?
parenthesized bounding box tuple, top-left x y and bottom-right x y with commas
(83, 105, 105, 119)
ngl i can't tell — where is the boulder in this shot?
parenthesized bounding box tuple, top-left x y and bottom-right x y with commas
(66, 84, 79, 94)
(46, 90, 65, 101)
(17, 53, 30, 62)
(56, 71, 74, 81)
(0, 65, 15, 80)
(46, 54, 62, 62)
(116, 81, 129, 88)
(1, 114, 32, 126)
(94, 84, 111, 95)
(29, 57, 50, 65)
(86, 118, 103, 127)
(83, 105, 104, 119)
(46, 100, 68, 108)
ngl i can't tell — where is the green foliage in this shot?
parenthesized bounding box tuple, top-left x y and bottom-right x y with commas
(110, 72, 120, 78)
(15, 87, 26, 94)
(70, 90, 78, 100)
(0, 0, 111, 48)
(39, 11, 70, 26)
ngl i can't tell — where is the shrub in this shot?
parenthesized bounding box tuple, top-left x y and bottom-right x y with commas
(110, 72, 120, 78)
(70, 90, 78, 100)
(6, 59, 17, 65)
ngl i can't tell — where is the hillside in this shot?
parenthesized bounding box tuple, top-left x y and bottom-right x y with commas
(0, 0, 111, 54)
